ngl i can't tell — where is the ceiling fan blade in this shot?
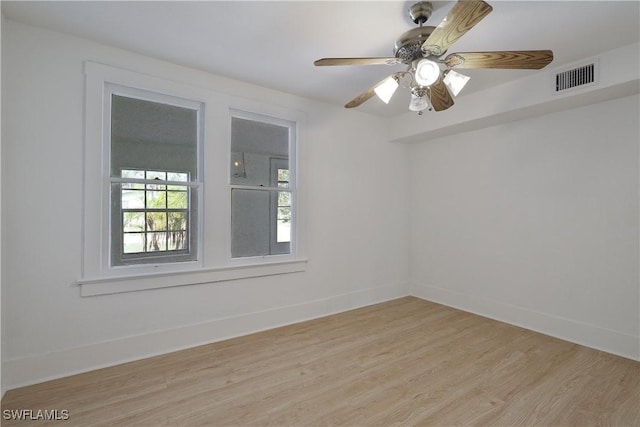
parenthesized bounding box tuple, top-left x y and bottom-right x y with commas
(422, 0, 493, 56)
(429, 75, 454, 112)
(314, 57, 402, 66)
(345, 72, 403, 108)
(444, 50, 554, 69)
(345, 89, 376, 109)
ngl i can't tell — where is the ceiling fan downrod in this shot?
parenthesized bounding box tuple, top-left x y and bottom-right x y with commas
(409, 2, 433, 25)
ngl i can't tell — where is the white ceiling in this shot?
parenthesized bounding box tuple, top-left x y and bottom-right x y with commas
(2, 1, 639, 117)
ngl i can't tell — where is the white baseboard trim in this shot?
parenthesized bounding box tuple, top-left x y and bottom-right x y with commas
(4, 283, 409, 391)
(411, 282, 640, 361)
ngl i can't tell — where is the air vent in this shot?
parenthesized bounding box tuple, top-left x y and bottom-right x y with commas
(554, 61, 598, 93)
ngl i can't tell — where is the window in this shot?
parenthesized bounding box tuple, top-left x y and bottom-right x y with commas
(109, 90, 201, 266)
(229, 114, 296, 258)
(81, 62, 306, 296)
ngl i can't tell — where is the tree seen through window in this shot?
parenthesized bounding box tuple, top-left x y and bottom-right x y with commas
(121, 169, 189, 254)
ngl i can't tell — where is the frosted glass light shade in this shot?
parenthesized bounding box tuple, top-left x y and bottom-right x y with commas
(414, 59, 440, 87)
(374, 76, 399, 104)
(443, 69, 471, 96)
(409, 94, 428, 112)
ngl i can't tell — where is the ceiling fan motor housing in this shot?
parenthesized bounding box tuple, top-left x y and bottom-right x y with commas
(394, 2, 437, 63)
(394, 26, 436, 63)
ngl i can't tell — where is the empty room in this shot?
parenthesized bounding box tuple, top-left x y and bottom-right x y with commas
(1, 0, 638, 425)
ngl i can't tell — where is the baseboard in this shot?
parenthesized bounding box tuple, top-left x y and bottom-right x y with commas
(3, 283, 409, 391)
(411, 282, 639, 361)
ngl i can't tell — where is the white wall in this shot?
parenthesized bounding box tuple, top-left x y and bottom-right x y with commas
(1, 19, 410, 389)
(409, 94, 639, 360)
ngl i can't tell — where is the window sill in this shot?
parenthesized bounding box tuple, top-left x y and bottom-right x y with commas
(78, 259, 308, 297)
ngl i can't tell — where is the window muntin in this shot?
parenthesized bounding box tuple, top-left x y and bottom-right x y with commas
(109, 90, 201, 266)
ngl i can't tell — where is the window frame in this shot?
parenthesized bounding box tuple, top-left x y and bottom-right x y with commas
(80, 62, 307, 296)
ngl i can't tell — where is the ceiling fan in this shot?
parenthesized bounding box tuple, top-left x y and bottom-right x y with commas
(314, 0, 553, 114)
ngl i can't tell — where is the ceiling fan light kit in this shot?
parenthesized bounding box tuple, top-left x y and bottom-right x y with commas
(373, 76, 400, 104)
(443, 69, 471, 97)
(314, 0, 553, 115)
(409, 92, 430, 112)
(414, 59, 440, 87)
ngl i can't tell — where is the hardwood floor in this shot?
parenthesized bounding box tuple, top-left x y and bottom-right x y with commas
(2, 297, 639, 426)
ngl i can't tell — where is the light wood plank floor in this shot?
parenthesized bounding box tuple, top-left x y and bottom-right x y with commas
(2, 297, 639, 426)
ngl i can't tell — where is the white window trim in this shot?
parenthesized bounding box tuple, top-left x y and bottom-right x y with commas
(80, 260, 308, 297)
(80, 62, 307, 296)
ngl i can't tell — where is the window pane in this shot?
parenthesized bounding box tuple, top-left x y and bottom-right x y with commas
(278, 191, 291, 206)
(278, 207, 291, 222)
(230, 117, 289, 185)
(146, 171, 166, 181)
(122, 190, 145, 209)
(168, 212, 188, 231)
(146, 232, 167, 252)
(122, 169, 144, 179)
(146, 191, 166, 209)
(231, 188, 271, 258)
(277, 220, 291, 243)
(168, 231, 188, 251)
(146, 212, 167, 231)
(123, 212, 144, 232)
(111, 95, 198, 178)
(123, 233, 144, 254)
(277, 168, 289, 182)
(167, 190, 188, 209)
(168, 172, 188, 182)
